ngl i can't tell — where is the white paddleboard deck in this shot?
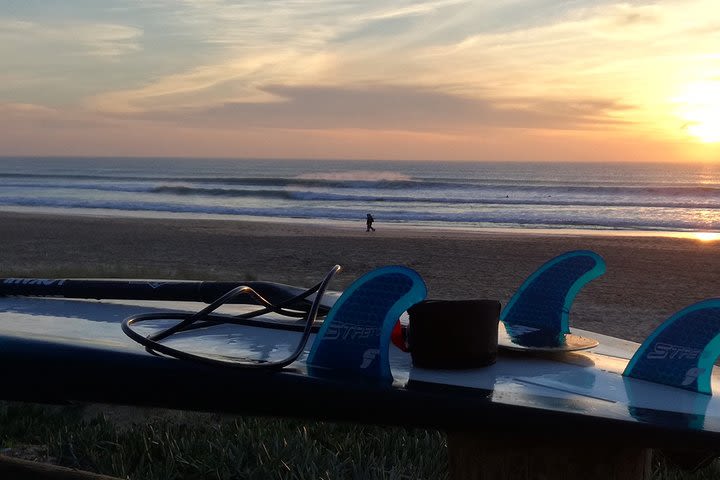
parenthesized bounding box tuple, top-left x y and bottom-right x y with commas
(2, 296, 720, 428)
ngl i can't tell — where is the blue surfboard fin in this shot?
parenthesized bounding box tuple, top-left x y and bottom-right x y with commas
(623, 299, 720, 395)
(500, 250, 606, 346)
(307, 266, 427, 382)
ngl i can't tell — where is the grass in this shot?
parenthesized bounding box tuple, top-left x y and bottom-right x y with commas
(3, 403, 720, 479)
(0, 402, 448, 479)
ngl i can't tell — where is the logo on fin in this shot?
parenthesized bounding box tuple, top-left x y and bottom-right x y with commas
(624, 299, 720, 394)
(307, 266, 427, 382)
(647, 342, 700, 360)
(682, 367, 704, 387)
(360, 349, 380, 369)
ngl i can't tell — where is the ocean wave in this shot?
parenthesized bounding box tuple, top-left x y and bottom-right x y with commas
(0, 172, 720, 197)
(150, 185, 720, 209)
(3, 171, 720, 197)
(0, 181, 154, 193)
(0, 172, 428, 189)
(2, 158, 719, 233)
(1, 197, 717, 232)
(3, 181, 719, 210)
(294, 170, 412, 182)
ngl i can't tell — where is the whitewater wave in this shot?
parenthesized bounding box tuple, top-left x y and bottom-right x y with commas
(295, 170, 413, 182)
(1, 196, 718, 231)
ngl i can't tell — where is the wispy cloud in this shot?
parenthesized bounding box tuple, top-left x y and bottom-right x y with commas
(85, 50, 335, 113)
(129, 84, 633, 132)
(0, 19, 142, 58)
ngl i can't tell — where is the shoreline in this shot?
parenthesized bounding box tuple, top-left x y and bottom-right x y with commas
(1, 210, 719, 343)
(1, 206, 717, 241)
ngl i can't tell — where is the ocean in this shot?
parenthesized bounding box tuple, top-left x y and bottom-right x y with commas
(1, 157, 719, 235)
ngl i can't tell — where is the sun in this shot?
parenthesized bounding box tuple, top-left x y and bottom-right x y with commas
(675, 81, 720, 143)
(693, 232, 720, 242)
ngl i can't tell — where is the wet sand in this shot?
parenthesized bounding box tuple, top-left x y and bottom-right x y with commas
(1, 211, 719, 342)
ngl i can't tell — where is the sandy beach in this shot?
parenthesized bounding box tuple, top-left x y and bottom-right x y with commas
(1, 211, 719, 343)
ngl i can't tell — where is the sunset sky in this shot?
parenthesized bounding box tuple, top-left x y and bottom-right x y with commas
(1, 0, 719, 162)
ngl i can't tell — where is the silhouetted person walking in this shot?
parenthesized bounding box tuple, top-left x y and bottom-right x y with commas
(366, 213, 375, 232)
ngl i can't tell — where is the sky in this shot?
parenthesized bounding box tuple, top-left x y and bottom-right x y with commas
(1, 0, 719, 162)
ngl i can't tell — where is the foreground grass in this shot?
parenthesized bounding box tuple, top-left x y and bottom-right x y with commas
(3, 403, 720, 479)
(0, 402, 448, 479)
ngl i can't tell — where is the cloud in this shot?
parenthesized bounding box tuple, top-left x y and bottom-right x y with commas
(0, 102, 59, 117)
(74, 23, 143, 57)
(0, 102, 120, 130)
(2, 0, 719, 159)
(356, 0, 467, 22)
(84, 51, 335, 113)
(129, 84, 633, 132)
(0, 19, 142, 58)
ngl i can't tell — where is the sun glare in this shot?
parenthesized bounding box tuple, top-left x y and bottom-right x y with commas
(675, 81, 720, 143)
(692, 232, 720, 242)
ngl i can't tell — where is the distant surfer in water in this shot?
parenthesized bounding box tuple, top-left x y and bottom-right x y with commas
(366, 213, 375, 232)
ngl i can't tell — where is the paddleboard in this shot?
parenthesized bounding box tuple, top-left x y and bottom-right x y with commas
(1, 259, 720, 450)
